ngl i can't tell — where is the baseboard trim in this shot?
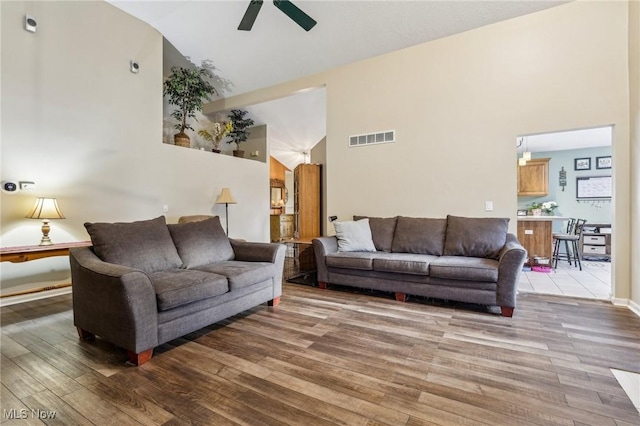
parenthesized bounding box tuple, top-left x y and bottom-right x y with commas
(0, 287, 72, 307)
(612, 297, 640, 318)
(628, 299, 640, 318)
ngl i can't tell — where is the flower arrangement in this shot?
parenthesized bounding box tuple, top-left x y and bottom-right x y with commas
(541, 201, 558, 214)
(198, 121, 233, 152)
(529, 201, 558, 215)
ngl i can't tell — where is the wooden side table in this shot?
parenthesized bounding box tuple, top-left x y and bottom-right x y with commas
(1, 241, 92, 298)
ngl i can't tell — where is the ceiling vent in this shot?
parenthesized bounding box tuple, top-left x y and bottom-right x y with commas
(349, 130, 395, 148)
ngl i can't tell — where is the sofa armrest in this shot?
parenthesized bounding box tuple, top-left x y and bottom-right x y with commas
(496, 233, 527, 309)
(312, 237, 338, 283)
(70, 247, 158, 354)
(230, 240, 285, 263)
(230, 241, 286, 300)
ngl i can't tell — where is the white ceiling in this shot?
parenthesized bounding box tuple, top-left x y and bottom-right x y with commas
(108, 0, 568, 169)
(522, 126, 613, 153)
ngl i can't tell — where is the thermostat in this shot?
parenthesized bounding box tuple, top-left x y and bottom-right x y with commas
(1, 180, 20, 193)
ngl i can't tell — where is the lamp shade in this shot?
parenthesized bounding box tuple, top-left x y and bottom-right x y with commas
(216, 188, 237, 204)
(25, 197, 65, 219)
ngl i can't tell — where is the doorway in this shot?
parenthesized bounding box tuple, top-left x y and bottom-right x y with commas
(516, 126, 613, 299)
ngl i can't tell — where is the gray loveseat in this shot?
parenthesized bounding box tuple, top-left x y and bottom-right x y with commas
(70, 216, 285, 365)
(313, 215, 526, 317)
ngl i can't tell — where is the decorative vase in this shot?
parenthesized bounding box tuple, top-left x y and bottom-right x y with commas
(174, 132, 190, 148)
(532, 208, 542, 216)
(233, 150, 245, 158)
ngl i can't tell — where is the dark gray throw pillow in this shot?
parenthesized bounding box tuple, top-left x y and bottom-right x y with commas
(168, 216, 235, 268)
(85, 216, 182, 273)
(353, 216, 397, 252)
(443, 215, 509, 259)
(390, 216, 447, 255)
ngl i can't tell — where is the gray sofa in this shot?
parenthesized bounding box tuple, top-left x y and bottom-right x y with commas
(70, 216, 285, 365)
(313, 215, 526, 317)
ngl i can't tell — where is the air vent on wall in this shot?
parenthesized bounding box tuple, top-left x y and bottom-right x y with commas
(349, 130, 395, 147)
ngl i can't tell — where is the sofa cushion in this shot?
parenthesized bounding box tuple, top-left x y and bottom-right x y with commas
(372, 253, 438, 275)
(353, 216, 397, 252)
(194, 261, 276, 291)
(333, 219, 376, 252)
(85, 216, 182, 274)
(168, 216, 234, 268)
(149, 269, 229, 311)
(325, 252, 378, 270)
(443, 215, 509, 259)
(391, 217, 447, 255)
(429, 256, 499, 282)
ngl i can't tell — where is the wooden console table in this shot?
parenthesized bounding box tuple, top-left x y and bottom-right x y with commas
(0, 241, 92, 298)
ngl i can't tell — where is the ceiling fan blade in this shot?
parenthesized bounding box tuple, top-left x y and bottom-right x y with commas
(238, 0, 264, 31)
(273, 0, 317, 31)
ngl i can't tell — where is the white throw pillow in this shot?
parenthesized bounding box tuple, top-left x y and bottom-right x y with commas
(334, 218, 377, 252)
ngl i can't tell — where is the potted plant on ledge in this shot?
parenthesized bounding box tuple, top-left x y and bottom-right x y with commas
(163, 60, 217, 148)
(226, 109, 255, 157)
(198, 121, 233, 153)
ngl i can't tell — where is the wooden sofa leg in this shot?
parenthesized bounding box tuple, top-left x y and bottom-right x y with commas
(395, 292, 406, 302)
(77, 327, 95, 341)
(267, 297, 281, 307)
(318, 281, 328, 289)
(128, 349, 153, 366)
(500, 307, 514, 317)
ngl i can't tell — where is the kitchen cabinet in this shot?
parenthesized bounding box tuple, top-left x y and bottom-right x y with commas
(294, 164, 321, 238)
(517, 219, 553, 264)
(270, 214, 294, 242)
(518, 158, 550, 196)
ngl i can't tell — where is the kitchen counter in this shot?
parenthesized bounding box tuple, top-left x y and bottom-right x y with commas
(516, 217, 565, 264)
(517, 215, 565, 221)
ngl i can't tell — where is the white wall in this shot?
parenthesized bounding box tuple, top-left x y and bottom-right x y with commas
(0, 1, 269, 297)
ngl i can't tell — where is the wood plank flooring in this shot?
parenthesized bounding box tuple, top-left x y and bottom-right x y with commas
(1, 283, 639, 425)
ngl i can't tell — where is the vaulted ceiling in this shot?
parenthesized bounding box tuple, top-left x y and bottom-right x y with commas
(109, 0, 567, 168)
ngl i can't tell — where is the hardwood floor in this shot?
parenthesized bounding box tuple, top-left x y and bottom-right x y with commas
(1, 283, 639, 425)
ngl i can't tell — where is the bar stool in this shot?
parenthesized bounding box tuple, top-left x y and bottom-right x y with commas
(552, 218, 585, 271)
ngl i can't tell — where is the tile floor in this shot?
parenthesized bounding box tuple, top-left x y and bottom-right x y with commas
(612, 369, 640, 414)
(518, 259, 612, 300)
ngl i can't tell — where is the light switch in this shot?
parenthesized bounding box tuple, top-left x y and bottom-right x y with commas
(485, 201, 493, 212)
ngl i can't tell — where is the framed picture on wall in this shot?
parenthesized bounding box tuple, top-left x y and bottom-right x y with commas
(574, 157, 591, 171)
(596, 156, 612, 169)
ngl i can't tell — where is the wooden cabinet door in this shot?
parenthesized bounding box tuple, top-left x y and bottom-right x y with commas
(294, 164, 321, 238)
(518, 158, 550, 196)
(517, 220, 552, 263)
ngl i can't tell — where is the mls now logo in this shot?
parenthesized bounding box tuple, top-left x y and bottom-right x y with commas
(3, 409, 56, 420)
(3, 409, 28, 419)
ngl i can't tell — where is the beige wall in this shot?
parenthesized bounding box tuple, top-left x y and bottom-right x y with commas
(0, 1, 269, 297)
(629, 0, 640, 311)
(213, 1, 635, 303)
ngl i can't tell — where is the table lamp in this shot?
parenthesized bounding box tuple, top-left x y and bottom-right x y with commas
(25, 197, 65, 245)
(215, 188, 237, 235)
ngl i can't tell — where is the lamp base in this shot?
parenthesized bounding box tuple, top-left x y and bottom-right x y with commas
(39, 219, 53, 246)
(39, 236, 53, 246)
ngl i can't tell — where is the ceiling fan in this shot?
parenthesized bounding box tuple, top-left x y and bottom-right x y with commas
(238, 0, 317, 32)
